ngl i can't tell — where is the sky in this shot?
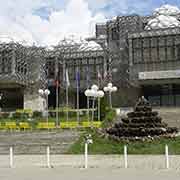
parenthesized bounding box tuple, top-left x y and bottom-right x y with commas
(0, 0, 180, 46)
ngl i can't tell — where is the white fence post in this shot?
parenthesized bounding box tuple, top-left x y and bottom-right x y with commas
(85, 143, 88, 169)
(46, 146, 51, 168)
(124, 145, 128, 168)
(165, 144, 169, 169)
(9, 146, 13, 168)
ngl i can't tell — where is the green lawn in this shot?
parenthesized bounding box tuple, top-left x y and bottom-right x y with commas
(67, 130, 180, 155)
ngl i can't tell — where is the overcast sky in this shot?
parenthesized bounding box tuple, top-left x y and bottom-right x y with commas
(0, 0, 179, 45)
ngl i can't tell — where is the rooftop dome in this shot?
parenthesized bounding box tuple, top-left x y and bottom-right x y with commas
(47, 37, 103, 53)
(0, 35, 35, 46)
(153, 4, 180, 16)
(145, 15, 180, 30)
(79, 41, 102, 51)
(145, 4, 180, 30)
(0, 35, 14, 44)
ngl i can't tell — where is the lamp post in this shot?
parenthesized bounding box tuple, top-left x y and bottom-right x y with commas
(0, 93, 2, 112)
(97, 90, 104, 121)
(104, 83, 117, 109)
(84, 89, 91, 122)
(38, 89, 50, 125)
(85, 85, 104, 123)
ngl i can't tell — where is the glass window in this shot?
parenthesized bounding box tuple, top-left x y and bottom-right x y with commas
(159, 47, 166, 61)
(151, 37, 157, 47)
(159, 36, 165, 47)
(133, 49, 141, 63)
(143, 49, 150, 62)
(143, 38, 149, 48)
(151, 48, 158, 62)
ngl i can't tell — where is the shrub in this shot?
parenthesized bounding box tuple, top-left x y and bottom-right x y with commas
(33, 111, 42, 118)
(100, 97, 109, 121)
(0, 112, 10, 119)
(12, 112, 22, 119)
(68, 111, 76, 118)
(102, 109, 116, 128)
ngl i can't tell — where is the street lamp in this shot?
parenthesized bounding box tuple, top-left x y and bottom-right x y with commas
(85, 85, 104, 123)
(97, 90, 104, 121)
(104, 83, 117, 108)
(38, 89, 50, 125)
(0, 93, 2, 112)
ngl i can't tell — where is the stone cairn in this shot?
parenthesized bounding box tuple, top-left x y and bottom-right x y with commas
(106, 96, 178, 140)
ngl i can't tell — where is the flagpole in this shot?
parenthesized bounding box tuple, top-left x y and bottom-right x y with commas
(91, 97, 95, 128)
(55, 57, 59, 127)
(66, 82, 69, 122)
(76, 67, 80, 125)
(87, 96, 90, 122)
(98, 97, 100, 121)
(56, 80, 59, 127)
(97, 66, 100, 88)
(86, 65, 90, 122)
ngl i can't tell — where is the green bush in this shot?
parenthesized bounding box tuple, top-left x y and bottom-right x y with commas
(12, 112, 22, 119)
(0, 112, 10, 119)
(100, 97, 109, 121)
(33, 111, 42, 118)
(68, 111, 76, 118)
(102, 109, 116, 128)
(49, 111, 56, 118)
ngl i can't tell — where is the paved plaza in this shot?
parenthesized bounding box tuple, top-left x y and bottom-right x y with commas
(0, 155, 179, 179)
(0, 167, 179, 180)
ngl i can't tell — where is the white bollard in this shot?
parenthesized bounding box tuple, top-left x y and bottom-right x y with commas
(165, 144, 169, 169)
(46, 146, 51, 168)
(124, 145, 128, 168)
(85, 143, 88, 169)
(9, 146, 13, 168)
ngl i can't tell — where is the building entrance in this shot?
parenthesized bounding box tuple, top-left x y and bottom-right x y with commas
(0, 88, 23, 111)
(142, 84, 180, 106)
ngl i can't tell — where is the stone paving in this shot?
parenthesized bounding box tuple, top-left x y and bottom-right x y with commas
(0, 155, 180, 169)
(0, 166, 180, 180)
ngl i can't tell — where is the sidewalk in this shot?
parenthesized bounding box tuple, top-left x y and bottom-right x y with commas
(0, 155, 180, 169)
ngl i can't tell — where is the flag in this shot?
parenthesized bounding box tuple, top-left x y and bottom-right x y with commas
(97, 66, 102, 86)
(97, 67, 102, 80)
(86, 66, 90, 88)
(103, 69, 107, 80)
(76, 67, 80, 89)
(65, 68, 70, 87)
(54, 60, 59, 87)
(63, 62, 66, 85)
(54, 79, 60, 87)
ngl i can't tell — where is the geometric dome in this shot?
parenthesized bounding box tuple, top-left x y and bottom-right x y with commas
(145, 4, 180, 30)
(145, 14, 180, 30)
(153, 4, 180, 16)
(0, 34, 35, 46)
(79, 41, 102, 51)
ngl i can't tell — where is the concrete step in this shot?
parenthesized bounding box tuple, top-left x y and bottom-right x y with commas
(154, 108, 180, 129)
(0, 130, 80, 154)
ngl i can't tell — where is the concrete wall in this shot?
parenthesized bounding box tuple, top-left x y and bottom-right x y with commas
(24, 87, 45, 111)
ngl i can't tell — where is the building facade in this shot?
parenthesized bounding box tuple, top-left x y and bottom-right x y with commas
(98, 4, 180, 106)
(0, 37, 106, 111)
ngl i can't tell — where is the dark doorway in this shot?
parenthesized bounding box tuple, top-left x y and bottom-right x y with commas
(0, 88, 23, 111)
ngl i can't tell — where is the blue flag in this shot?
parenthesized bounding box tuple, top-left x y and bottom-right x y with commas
(76, 67, 80, 89)
(86, 66, 90, 89)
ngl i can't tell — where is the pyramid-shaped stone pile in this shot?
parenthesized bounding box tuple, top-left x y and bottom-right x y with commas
(106, 96, 178, 139)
